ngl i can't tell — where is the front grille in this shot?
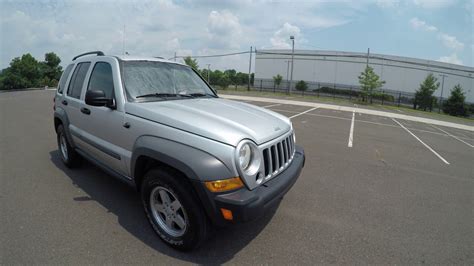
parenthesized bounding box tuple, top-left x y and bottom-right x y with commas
(262, 132, 295, 180)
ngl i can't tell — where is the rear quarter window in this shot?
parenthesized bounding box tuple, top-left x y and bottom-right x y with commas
(57, 64, 73, 94)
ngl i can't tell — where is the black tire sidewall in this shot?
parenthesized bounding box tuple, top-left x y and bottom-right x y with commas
(141, 168, 208, 251)
(56, 125, 78, 167)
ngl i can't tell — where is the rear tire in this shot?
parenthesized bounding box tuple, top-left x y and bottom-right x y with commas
(57, 124, 80, 168)
(141, 168, 209, 251)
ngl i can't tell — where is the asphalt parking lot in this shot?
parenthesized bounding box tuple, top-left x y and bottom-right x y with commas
(1, 90, 473, 264)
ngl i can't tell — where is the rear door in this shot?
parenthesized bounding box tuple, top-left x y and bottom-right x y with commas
(63, 61, 91, 151)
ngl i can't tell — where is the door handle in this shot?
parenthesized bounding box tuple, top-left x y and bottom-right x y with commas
(62, 100, 68, 106)
(80, 107, 91, 115)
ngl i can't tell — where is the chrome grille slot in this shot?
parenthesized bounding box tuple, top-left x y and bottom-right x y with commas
(277, 142, 283, 169)
(261, 131, 296, 181)
(263, 148, 271, 176)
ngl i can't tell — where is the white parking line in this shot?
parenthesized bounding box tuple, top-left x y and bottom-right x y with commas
(263, 103, 282, 108)
(392, 118, 450, 165)
(289, 107, 319, 119)
(431, 125, 474, 148)
(348, 111, 355, 147)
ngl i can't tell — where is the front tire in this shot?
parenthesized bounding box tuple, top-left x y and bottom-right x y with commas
(141, 168, 209, 251)
(56, 124, 80, 168)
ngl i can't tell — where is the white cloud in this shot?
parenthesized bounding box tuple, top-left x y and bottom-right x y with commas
(438, 33, 464, 51)
(410, 17, 438, 32)
(270, 23, 301, 49)
(409, 17, 465, 53)
(413, 0, 457, 9)
(206, 10, 242, 50)
(376, 0, 400, 8)
(438, 53, 463, 65)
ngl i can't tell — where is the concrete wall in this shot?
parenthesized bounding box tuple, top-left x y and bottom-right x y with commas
(255, 50, 474, 102)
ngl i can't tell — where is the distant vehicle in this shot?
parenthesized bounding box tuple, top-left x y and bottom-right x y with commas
(53, 51, 305, 250)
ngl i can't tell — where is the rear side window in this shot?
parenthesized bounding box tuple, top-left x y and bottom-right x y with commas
(87, 62, 114, 99)
(67, 62, 91, 99)
(57, 64, 73, 94)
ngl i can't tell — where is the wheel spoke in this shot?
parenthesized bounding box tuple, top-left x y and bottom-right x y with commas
(170, 200, 181, 212)
(173, 214, 186, 229)
(165, 215, 173, 227)
(158, 190, 171, 204)
(153, 203, 165, 214)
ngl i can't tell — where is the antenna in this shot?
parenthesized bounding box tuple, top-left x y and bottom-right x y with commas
(122, 24, 126, 55)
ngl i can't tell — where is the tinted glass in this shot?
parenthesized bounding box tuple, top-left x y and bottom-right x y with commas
(87, 62, 114, 99)
(67, 62, 91, 99)
(57, 64, 73, 94)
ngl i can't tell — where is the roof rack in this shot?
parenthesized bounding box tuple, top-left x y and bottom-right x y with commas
(73, 51, 105, 61)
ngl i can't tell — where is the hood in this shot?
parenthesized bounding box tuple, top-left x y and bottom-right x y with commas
(125, 98, 291, 146)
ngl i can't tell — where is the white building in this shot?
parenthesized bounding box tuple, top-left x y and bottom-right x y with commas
(255, 49, 474, 103)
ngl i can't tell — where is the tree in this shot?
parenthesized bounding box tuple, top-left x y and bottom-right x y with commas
(0, 53, 41, 90)
(273, 74, 283, 89)
(40, 52, 62, 86)
(442, 84, 468, 117)
(414, 74, 439, 111)
(224, 69, 237, 84)
(295, 80, 308, 91)
(358, 66, 385, 103)
(183, 56, 199, 70)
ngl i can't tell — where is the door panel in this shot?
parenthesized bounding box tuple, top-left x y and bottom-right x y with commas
(76, 61, 129, 176)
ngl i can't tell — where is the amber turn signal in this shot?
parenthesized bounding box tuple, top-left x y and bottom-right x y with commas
(204, 177, 244, 192)
(220, 208, 233, 220)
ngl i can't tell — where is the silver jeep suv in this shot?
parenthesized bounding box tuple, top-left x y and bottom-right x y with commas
(53, 51, 305, 250)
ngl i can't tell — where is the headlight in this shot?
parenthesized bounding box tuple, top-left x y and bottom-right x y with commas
(235, 140, 262, 178)
(239, 143, 252, 170)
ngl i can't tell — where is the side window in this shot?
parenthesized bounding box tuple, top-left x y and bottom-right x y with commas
(67, 62, 91, 99)
(57, 64, 73, 94)
(87, 62, 115, 99)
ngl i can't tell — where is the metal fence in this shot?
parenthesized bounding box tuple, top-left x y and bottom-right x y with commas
(251, 78, 437, 109)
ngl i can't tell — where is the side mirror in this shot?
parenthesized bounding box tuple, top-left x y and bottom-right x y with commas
(85, 90, 115, 108)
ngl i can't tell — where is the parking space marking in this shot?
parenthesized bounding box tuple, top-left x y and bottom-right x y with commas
(348, 111, 355, 147)
(431, 125, 474, 148)
(392, 118, 450, 165)
(263, 103, 282, 108)
(289, 107, 319, 119)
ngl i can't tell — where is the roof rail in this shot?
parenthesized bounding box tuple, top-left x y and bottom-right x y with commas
(154, 56, 164, 59)
(73, 51, 105, 61)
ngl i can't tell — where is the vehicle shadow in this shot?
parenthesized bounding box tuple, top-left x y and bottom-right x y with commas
(49, 150, 277, 264)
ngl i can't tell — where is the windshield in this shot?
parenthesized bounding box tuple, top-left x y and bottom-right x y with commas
(122, 61, 216, 101)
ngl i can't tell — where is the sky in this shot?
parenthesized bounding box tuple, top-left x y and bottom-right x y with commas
(0, 0, 472, 72)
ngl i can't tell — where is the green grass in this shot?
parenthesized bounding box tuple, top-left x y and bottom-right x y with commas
(215, 86, 474, 125)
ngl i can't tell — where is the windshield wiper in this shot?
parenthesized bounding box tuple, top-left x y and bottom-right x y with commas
(188, 93, 217, 98)
(135, 93, 178, 99)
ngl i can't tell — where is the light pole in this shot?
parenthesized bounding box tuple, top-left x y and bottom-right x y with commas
(206, 64, 211, 83)
(438, 74, 447, 113)
(289, 36, 295, 94)
(285, 60, 290, 84)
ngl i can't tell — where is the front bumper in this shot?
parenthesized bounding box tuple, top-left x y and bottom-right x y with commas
(192, 145, 305, 226)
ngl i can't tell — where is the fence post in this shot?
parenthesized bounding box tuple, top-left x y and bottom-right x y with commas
(333, 83, 336, 99)
(397, 92, 401, 107)
(349, 87, 352, 100)
(317, 83, 320, 98)
(381, 90, 384, 105)
(260, 80, 263, 92)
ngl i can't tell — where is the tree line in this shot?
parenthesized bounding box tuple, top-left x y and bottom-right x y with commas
(183, 56, 253, 89)
(0, 52, 63, 90)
